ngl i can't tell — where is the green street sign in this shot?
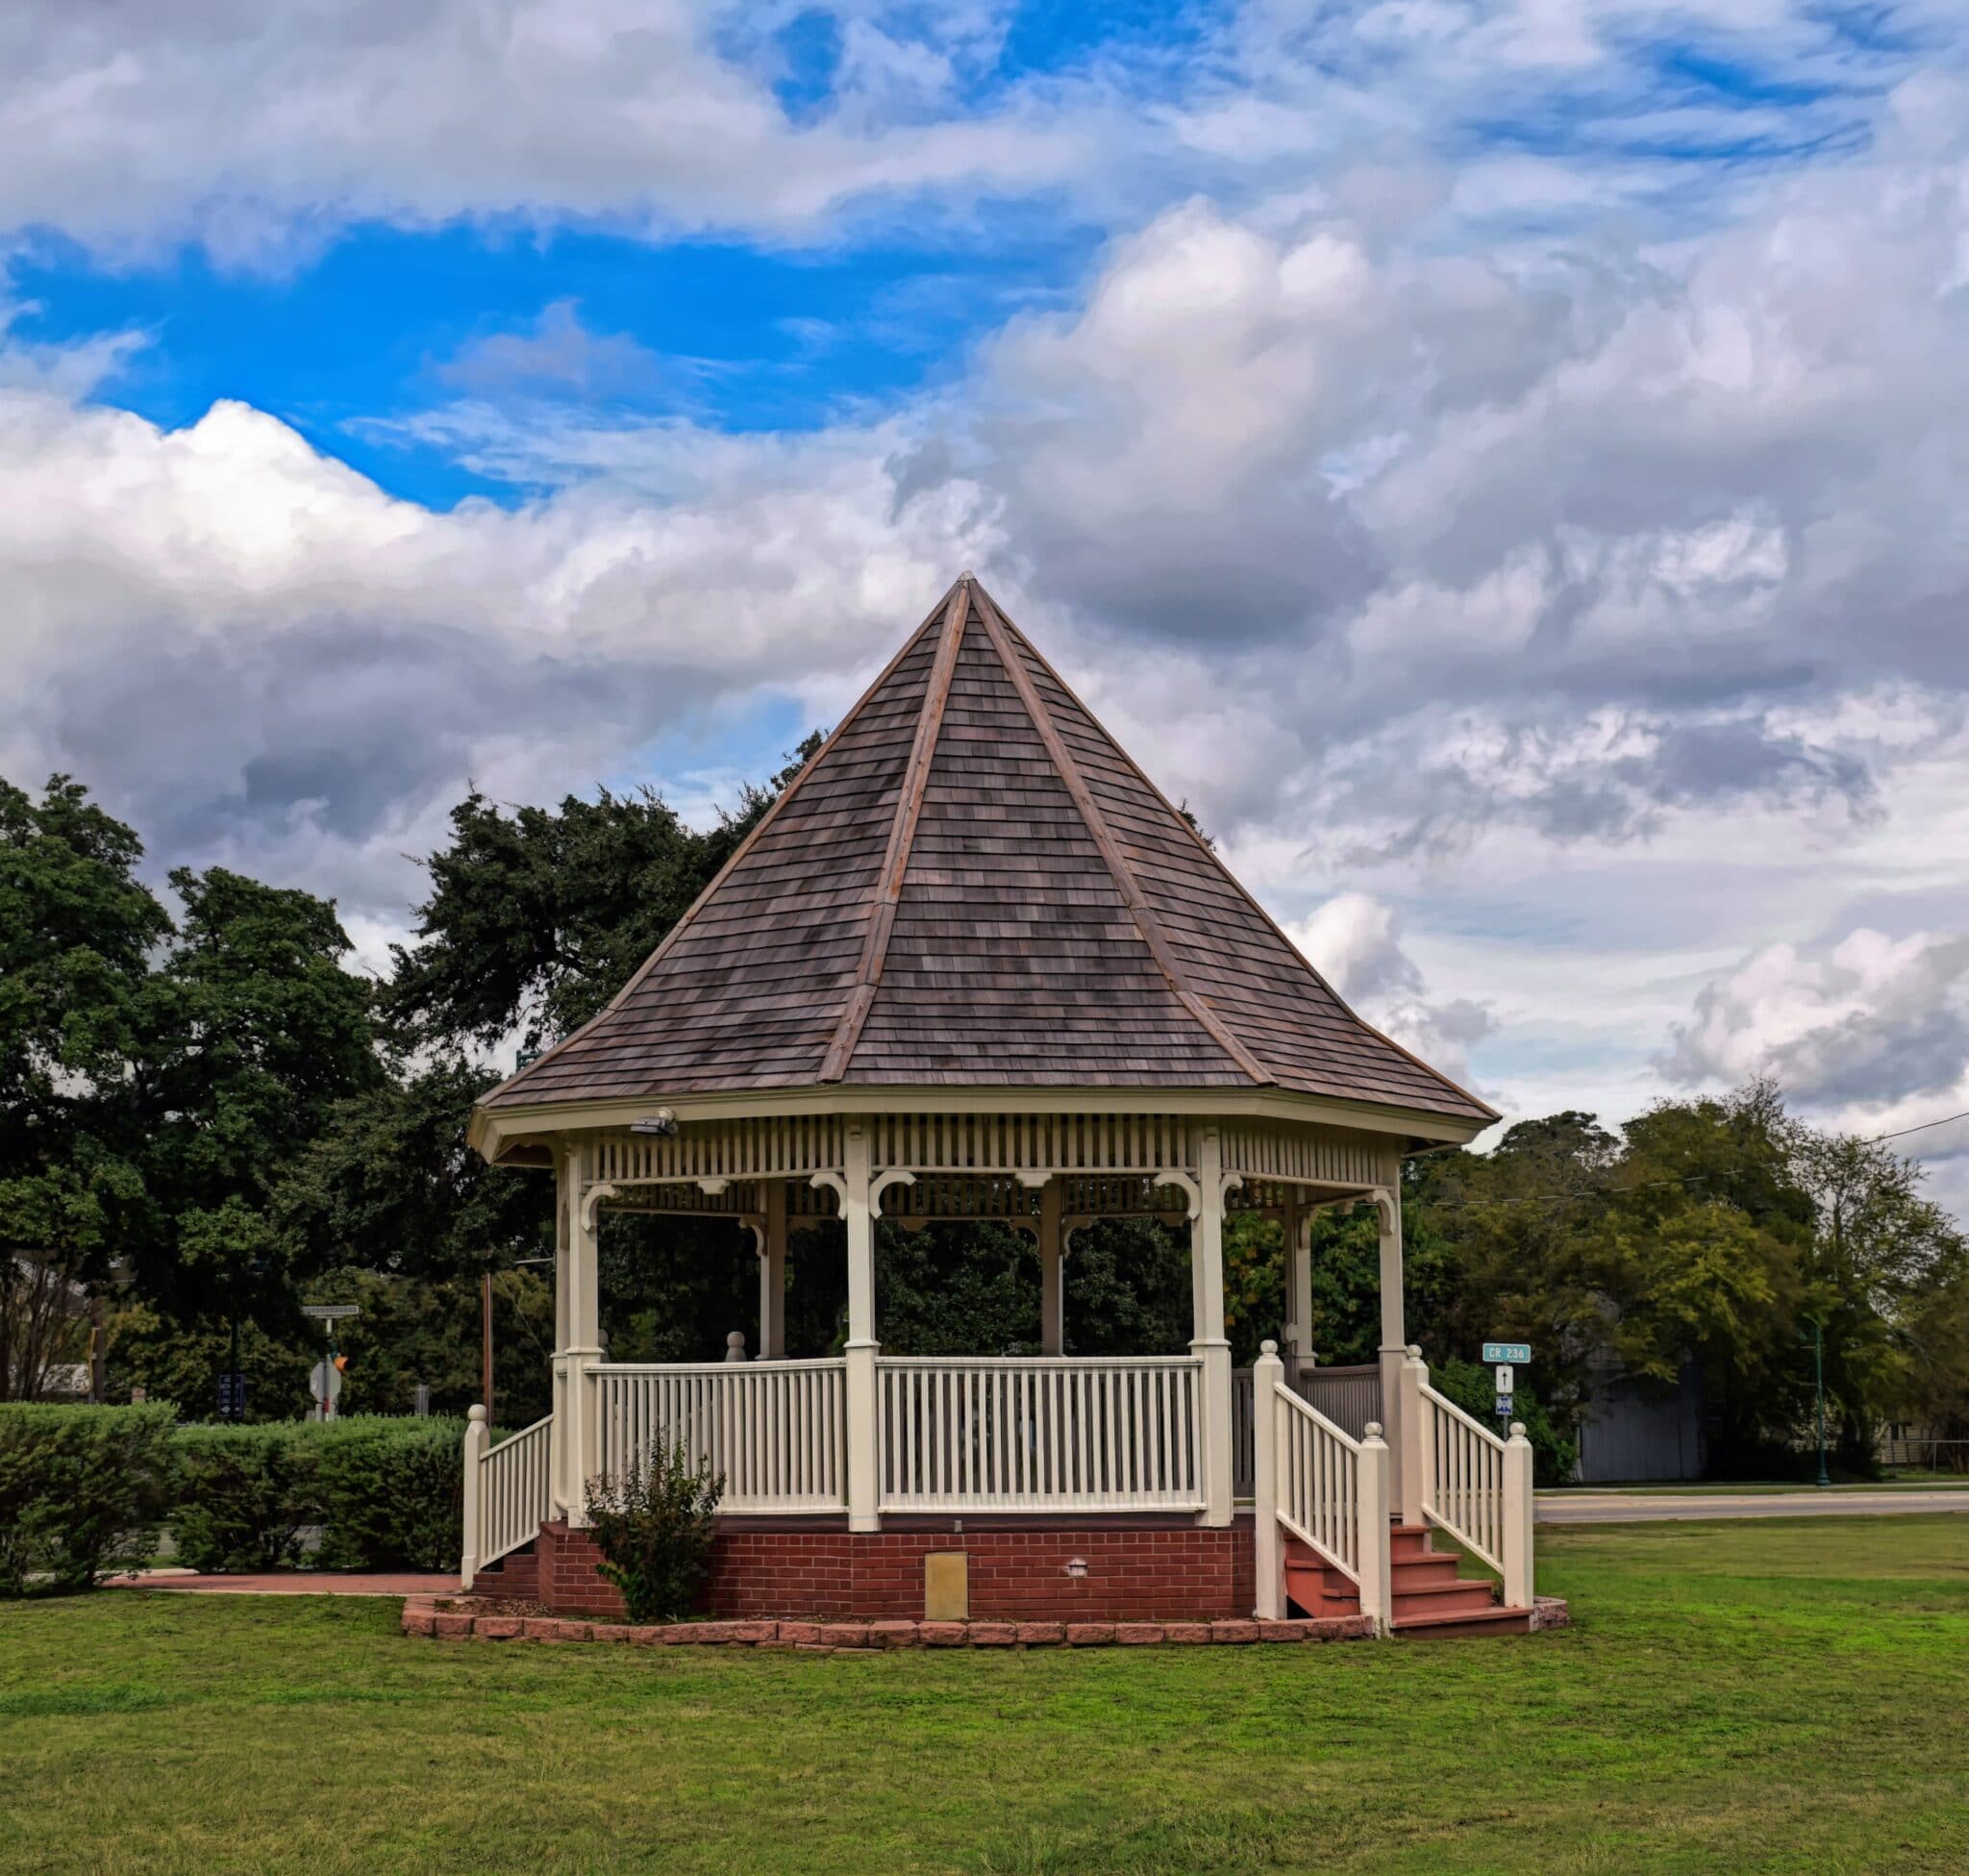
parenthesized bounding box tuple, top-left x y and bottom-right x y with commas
(1483, 1341, 1532, 1364)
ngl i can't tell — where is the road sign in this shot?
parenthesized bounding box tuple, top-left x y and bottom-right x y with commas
(1483, 1341, 1532, 1364)
(302, 1304, 360, 1321)
(1495, 1395, 1514, 1416)
(1494, 1363, 1515, 1395)
(310, 1360, 343, 1405)
(217, 1371, 247, 1420)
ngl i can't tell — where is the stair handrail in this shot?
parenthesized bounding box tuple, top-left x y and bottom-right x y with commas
(1407, 1349, 1534, 1609)
(461, 1406, 555, 1589)
(1251, 1341, 1391, 1633)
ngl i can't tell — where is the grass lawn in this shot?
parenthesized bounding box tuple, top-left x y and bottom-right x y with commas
(3, 1517, 1965, 1876)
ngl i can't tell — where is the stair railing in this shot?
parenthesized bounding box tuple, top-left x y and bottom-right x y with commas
(461, 1405, 555, 1589)
(1403, 1347, 1534, 1609)
(1251, 1341, 1391, 1632)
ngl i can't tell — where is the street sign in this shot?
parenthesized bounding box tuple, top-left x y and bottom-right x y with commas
(217, 1371, 247, 1420)
(1494, 1363, 1515, 1395)
(1483, 1341, 1532, 1364)
(1495, 1395, 1514, 1416)
(302, 1304, 360, 1321)
(309, 1360, 343, 1405)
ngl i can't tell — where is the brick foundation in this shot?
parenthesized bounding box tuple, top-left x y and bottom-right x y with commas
(533, 1514, 1258, 1622)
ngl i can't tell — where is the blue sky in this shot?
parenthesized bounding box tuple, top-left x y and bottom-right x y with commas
(3, 0, 1968, 1196)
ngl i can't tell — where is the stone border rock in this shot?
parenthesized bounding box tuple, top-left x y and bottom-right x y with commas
(401, 1597, 1383, 1650)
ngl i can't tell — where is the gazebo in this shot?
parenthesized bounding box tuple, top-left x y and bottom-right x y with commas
(459, 574, 1538, 1637)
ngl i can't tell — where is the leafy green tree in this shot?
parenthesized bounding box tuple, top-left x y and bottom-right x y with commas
(0, 777, 168, 1398)
(387, 736, 820, 1057)
(132, 866, 384, 1332)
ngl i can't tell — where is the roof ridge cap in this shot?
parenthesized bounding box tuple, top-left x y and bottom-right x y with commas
(967, 580, 1275, 1088)
(992, 599, 1499, 1124)
(481, 579, 963, 1107)
(817, 578, 971, 1083)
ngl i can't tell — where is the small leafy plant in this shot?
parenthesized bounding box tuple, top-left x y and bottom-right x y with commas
(582, 1440, 722, 1622)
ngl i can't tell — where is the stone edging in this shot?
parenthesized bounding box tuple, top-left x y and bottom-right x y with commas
(402, 1598, 1376, 1649)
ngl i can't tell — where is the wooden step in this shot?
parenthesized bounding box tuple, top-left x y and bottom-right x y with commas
(1387, 1551, 1461, 1588)
(1390, 1578, 1499, 1622)
(1391, 1605, 1533, 1638)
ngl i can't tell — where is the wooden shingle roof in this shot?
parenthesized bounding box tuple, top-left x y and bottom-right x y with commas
(481, 576, 1494, 1125)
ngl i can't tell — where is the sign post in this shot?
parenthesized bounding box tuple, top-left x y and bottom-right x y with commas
(1483, 1342, 1530, 1427)
(302, 1304, 359, 1419)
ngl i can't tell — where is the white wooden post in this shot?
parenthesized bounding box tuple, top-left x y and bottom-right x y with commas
(564, 1140, 604, 1527)
(1251, 1340, 1285, 1619)
(1374, 1188, 1408, 1523)
(1503, 1420, 1535, 1610)
(841, 1126, 881, 1533)
(1281, 1191, 1311, 1387)
(1358, 1419, 1392, 1634)
(460, 1403, 487, 1588)
(1039, 1177, 1065, 1357)
(1193, 1127, 1234, 1528)
(1399, 1344, 1430, 1529)
(759, 1178, 787, 1360)
(549, 1145, 573, 1518)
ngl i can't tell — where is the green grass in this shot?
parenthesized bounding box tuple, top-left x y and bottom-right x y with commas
(3, 1518, 1966, 1875)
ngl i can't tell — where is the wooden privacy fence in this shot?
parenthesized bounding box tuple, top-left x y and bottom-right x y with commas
(593, 1360, 848, 1513)
(461, 1408, 554, 1588)
(876, 1356, 1205, 1513)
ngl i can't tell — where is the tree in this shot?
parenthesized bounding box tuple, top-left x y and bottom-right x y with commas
(132, 866, 385, 1331)
(0, 777, 168, 1398)
(387, 737, 821, 1057)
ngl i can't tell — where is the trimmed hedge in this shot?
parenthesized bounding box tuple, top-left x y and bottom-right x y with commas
(0, 1402, 179, 1595)
(171, 1416, 466, 1574)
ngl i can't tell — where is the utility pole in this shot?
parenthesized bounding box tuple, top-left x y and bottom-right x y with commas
(482, 1267, 495, 1432)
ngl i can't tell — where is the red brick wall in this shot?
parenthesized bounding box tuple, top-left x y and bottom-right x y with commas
(535, 1517, 1256, 1621)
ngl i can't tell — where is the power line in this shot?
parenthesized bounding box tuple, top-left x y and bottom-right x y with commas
(1867, 1108, 1969, 1144)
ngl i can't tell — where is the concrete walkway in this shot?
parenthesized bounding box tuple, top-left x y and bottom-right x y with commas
(115, 1569, 456, 1596)
(1537, 1489, 1969, 1524)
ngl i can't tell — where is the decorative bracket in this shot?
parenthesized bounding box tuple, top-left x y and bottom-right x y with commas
(809, 1171, 848, 1209)
(1220, 1172, 1244, 1208)
(579, 1182, 620, 1231)
(1153, 1170, 1203, 1221)
(738, 1214, 766, 1257)
(697, 1177, 732, 1198)
(1012, 1170, 1052, 1190)
(872, 1169, 917, 1218)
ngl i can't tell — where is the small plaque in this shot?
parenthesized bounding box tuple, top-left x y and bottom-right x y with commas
(924, 1551, 969, 1621)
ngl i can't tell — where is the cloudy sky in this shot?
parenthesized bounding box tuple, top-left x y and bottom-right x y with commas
(5, 2, 1968, 1205)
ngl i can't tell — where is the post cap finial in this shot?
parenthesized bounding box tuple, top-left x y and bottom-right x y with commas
(468, 1403, 486, 1422)
(1407, 1343, 1423, 1361)
(1364, 1420, 1383, 1440)
(1259, 1338, 1278, 1357)
(1509, 1420, 1528, 1440)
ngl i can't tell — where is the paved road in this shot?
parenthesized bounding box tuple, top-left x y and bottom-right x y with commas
(1536, 1489, 1969, 1523)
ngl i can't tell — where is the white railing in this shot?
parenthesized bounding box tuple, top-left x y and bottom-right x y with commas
(1251, 1343, 1390, 1628)
(1413, 1364, 1534, 1608)
(594, 1360, 847, 1513)
(876, 1356, 1204, 1512)
(1234, 1361, 1385, 1494)
(461, 1406, 553, 1588)
(1275, 1388, 1367, 1583)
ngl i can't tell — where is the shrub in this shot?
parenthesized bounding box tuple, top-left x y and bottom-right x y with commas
(583, 1441, 722, 1622)
(169, 1424, 314, 1572)
(309, 1415, 464, 1571)
(0, 1403, 179, 1596)
(167, 1415, 465, 1573)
